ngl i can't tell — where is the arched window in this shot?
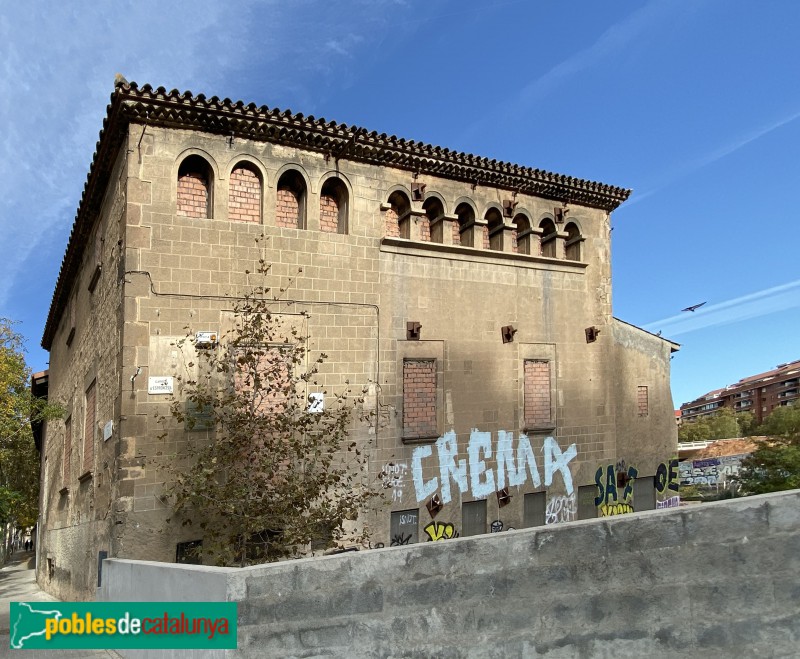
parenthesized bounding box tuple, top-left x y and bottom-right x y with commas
(320, 178, 348, 234)
(513, 214, 532, 255)
(540, 218, 557, 258)
(564, 222, 582, 261)
(177, 155, 213, 219)
(386, 191, 411, 239)
(276, 170, 306, 229)
(485, 208, 504, 251)
(229, 162, 262, 223)
(423, 197, 444, 243)
(455, 202, 475, 247)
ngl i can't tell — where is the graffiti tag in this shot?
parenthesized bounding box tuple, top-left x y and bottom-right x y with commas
(545, 493, 577, 525)
(423, 521, 459, 542)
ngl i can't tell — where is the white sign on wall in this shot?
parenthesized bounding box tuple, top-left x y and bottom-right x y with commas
(103, 420, 113, 441)
(148, 376, 174, 395)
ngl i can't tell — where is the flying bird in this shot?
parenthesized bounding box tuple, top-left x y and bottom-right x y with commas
(681, 302, 707, 312)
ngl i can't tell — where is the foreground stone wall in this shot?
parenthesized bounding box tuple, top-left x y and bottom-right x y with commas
(100, 490, 800, 658)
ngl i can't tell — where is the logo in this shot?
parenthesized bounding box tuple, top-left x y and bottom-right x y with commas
(9, 602, 237, 650)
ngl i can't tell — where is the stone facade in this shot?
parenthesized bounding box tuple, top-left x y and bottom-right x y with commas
(37, 82, 678, 600)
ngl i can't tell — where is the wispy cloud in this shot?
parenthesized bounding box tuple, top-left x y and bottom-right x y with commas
(627, 108, 800, 206)
(0, 1, 420, 315)
(459, 0, 676, 144)
(643, 279, 800, 338)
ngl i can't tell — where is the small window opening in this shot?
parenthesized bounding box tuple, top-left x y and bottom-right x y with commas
(540, 218, 557, 258)
(564, 222, 582, 261)
(386, 191, 411, 239)
(423, 197, 444, 243)
(455, 202, 475, 247)
(486, 208, 504, 251)
(513, 214, 531, 255)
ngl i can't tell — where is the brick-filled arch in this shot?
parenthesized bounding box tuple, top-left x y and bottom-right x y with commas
(276, 169, 307, 229)
(320, 177, 348, 234)
(229, 163, 262, 223)
(177, 155, 213, 218)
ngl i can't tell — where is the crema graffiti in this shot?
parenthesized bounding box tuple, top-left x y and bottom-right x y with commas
(594, 462, 638, 517)
(412, 430, 577, 504)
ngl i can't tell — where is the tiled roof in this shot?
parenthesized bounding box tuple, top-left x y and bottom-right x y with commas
(41, 81, 632, 349)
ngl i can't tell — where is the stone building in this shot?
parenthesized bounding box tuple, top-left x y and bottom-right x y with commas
(37, 81, 679, 600)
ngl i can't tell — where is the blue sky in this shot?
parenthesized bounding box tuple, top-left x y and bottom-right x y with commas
(2, 0, 799, 408)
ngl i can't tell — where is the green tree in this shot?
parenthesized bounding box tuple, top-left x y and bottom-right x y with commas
(679, 408, 759, 443)
(157, 258, 381, 566)
(0, 319, 61, 532)
(736, 405, 800, 495)
(706, 408, 740, 439)
(736, 410, 758, 436)
(679, 418, 711, 442)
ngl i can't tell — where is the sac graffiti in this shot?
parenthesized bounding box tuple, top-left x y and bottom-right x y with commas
(412, 431, 577, 504)
(594, 462, 638, 517)
(600, 502, 634, 516)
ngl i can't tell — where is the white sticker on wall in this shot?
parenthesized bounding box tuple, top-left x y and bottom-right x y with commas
(308, 392, 324, 413)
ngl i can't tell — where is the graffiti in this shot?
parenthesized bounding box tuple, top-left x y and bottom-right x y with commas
(412, 430, 577, 503)
(595, 461, 637, 516)
(600, 503, 634, 516)
(380, 462, 408, 502)
(655, 458, 680, 507)
(678, 455, 748, 488)
(390, 533, 412, 546)
(545, 493, 577, 525)
(656, 496, 680, 509)
(655, 458, 679, 493)
(594, 463, 638, 506)
(423, 521, 459, 542)
(490, 520, 503, 533)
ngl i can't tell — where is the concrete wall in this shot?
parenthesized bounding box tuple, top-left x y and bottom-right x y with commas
(100, 490, 800, 658)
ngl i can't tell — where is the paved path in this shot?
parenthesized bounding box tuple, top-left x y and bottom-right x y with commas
(0, 551, 122, 658)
